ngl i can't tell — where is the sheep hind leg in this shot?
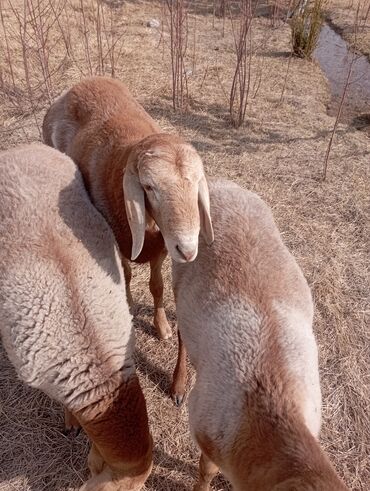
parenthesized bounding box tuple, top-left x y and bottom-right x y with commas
(63, 407, 81, 436)
(193, 453, 219, 491)
(149, 251, 172, 340)
(122, 258, 134, 308)
(170, 330, 187, 406)
(87, 442, 105, 476)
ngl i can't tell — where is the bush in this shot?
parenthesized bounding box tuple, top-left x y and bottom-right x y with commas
(290, 0, 325, 59)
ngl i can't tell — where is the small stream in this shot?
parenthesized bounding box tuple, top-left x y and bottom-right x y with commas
(314, 23, 370, 132)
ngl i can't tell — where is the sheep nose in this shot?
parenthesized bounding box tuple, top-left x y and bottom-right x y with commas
(176, 244, 197, 262)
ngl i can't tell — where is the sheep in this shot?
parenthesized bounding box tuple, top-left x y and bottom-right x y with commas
(42, 76, 214, 340)
(0, 143, 152, 491)
(170, 178, 348, 490)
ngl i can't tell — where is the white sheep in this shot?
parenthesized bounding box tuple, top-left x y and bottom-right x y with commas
(170, 178, 348, 490)
(0, 143, 152, 491)
(42, 76, 214, 340)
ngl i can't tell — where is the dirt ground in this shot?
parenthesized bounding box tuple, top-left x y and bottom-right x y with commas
(326, 0, 370, 58)
(0, 1, 369, 490)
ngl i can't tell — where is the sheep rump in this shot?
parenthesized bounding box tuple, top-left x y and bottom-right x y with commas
(0, 143, 135, 411)
(0, 143, 153, 491)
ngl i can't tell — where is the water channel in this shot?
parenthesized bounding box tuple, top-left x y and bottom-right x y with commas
(314, 23, 370, 133)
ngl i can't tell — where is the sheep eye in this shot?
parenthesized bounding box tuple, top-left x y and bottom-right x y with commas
(144, 185, 153, 193)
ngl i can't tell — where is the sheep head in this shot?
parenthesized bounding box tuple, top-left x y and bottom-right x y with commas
(123, 133, 214, 262)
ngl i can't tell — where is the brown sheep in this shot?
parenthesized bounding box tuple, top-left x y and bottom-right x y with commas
(43, 77, 214, 340)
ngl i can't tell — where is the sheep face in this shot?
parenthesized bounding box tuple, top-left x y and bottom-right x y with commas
(123, 134, 214, 262)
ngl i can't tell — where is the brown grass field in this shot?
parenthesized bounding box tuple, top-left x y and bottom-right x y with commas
(0, 1, 369, 490)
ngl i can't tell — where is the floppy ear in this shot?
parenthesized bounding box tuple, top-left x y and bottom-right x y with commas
(123, 169, 146, 260)
(198, 176, 214, 245)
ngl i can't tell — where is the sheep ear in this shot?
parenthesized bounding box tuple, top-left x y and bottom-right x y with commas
(198, 176, 214, 245)
(123, 169, 146, 260)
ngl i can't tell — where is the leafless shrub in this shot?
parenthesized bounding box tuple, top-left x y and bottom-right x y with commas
(100, 3, 126, 78)
(217, 0, 227, 18)
(0, 2, 15, 93)
(229, 0, 254, 128)
(0, 0, 126, 131)
(278, 45, 294, 104)
(164, 0, 189, 111)
(270, 0, 285, 27)
(78, 0, 93, 75)
(0, 0, 67, 134)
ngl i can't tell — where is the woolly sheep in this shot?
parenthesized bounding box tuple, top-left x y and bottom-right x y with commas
(170, 178, 348, 490)
(0, 144, 152, 491)
(42, 76, 214, 340)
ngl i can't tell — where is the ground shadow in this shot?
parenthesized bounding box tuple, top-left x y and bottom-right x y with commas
(148, 445, 232, 490)
(260, 50, 292, 58)
(352, 113, 370, 133)
(135, 347, 173, 397)
(147, 99, 337, 157)
(153, 445, 197, 477)
(0, 342, 194, 490)
(146, 476, 190, 491)
(0, 346, 89, 491)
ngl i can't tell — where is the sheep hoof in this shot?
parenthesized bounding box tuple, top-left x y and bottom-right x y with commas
(160, 329, 172, 340)
(155, 321, 173, 340)
(171, 393, 185, 407)
(154, 309, 173, 340)
(62, 426, 81, 437)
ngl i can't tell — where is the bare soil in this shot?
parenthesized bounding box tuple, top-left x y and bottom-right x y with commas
(0, 1, 369, 490)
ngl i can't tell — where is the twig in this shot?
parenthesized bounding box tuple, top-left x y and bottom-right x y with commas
(278, 45, 294, 104)
(229, 0, 254, 128)
(79, 0, 93, 76)
(165, 0, 189, 112)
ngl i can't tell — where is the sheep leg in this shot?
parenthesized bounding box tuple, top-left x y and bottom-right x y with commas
(170, 330, 187, 406)
(63, 407, 81, 436)
(149, 251, 172, 339)
(193, 452, 219, 491)
(87, 442, 105, 476)
(122, 258, 134, 308)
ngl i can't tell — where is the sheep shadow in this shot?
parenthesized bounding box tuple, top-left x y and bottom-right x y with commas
(0, 344, 199, 491)
(135, 347, 173, 397)
(133, 302, 178, 398)
(147, 446, 232, 490)
(0, 345, 89, 491)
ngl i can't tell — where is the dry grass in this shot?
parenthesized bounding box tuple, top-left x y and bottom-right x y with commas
(326, 0, 370, 58)
(0, 1, 369, 490)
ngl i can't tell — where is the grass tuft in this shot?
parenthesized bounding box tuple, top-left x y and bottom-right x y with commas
(291, 0, 325, 58)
